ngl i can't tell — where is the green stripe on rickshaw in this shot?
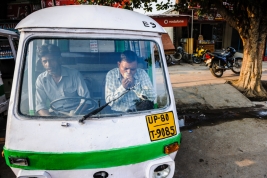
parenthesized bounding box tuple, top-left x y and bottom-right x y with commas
(4, 133, 181, 170)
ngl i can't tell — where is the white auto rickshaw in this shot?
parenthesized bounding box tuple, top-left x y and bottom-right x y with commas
(3, 5, 181, 178)
(0, 29, 18, 115)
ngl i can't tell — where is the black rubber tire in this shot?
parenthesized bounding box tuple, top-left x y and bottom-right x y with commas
(231, 57, 243, 74)
(174, 53, 182, 60)
(182, 53, 190, 63)
(166, 55, 172, 65)
(210, 61, 223, 78)
(193, 56, 201, 64)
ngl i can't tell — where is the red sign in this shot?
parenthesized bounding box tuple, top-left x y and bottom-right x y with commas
(42, 0, 77, 8)
(151, 16, 188, 27)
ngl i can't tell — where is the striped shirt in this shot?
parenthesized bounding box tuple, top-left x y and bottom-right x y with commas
(105, 68, 156, 112)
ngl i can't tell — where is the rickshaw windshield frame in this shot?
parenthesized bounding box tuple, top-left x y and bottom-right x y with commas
(17, 37, 171, 120)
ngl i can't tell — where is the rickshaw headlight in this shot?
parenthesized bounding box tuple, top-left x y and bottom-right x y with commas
(153, 164, 170, 178)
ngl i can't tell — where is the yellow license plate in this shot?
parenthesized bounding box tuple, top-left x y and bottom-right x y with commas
(146, 111, 177, 141)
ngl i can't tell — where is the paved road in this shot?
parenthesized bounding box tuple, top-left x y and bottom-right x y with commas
(168, 61, 267, 88)
(174, 118, 267, 178)
(170, 61, 267, 178)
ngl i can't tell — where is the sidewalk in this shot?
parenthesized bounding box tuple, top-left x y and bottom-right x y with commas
(168, 61, 267, 110)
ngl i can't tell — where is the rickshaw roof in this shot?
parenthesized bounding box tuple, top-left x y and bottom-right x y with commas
(16, 5, 166, 34)
(0, 29, 18, 37)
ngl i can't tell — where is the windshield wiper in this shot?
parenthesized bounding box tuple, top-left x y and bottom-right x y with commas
(79, 88, 133, 124)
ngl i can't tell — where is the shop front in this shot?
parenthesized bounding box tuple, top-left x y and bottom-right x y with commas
(150, 14, 190, 54)
(181, 8, 227, 53)
(150, 8, 228, 54)
(189, 21, 226, 52)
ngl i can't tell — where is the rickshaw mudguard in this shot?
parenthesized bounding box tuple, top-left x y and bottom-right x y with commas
(3, 133, 181, 170)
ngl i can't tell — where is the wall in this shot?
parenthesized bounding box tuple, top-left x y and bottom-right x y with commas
(164, 27, 174, 43)
(223, 23, 232, 48)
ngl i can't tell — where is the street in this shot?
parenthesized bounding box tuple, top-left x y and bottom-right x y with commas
(1, 61, 267, 178)
(174, 118, 267, 178)
(168, 61, 267, 88)
(171, 61, 267, 177)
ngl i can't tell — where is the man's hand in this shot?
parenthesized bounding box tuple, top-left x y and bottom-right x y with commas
(122, 73, 135, 89)
(38, 109, 51, 116)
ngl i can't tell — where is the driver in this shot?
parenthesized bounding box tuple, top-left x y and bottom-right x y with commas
(105, 50, 156, 112)
(35, 44, 90, 116)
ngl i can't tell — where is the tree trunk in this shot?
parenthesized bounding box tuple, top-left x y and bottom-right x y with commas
(229, 30, 267, 100)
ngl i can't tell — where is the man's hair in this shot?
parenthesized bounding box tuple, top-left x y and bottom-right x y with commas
(37, 44, 61, 59)
(120, 50, 138, 63)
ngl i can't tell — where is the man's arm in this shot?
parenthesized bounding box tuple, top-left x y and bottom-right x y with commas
(35, 76, 50, 116)
(38, 109, 51, 116)
(105, 70, 127, 106)
(132, 69, 156, 101)
(74, 72, 92, 114)
(76, 72, 90, 99)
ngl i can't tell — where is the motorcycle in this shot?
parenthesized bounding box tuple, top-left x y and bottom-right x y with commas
(174, 46, 191, 63)
(192, 46, 210, 64)
(204, 47, 243, 78)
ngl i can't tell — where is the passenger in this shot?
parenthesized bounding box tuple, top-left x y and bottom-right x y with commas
(105, 50, 156, 112)
(35, 44, 90, 116)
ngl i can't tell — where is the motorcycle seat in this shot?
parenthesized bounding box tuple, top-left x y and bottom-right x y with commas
(208, 52, 229, 58)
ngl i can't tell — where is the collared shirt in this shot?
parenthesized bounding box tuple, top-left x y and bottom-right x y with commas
(35, 66, 90, 112)
(105, 68, 156, 112)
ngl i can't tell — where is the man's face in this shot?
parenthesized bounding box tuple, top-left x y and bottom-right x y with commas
(41, 55, 60, 75)
(118, 60, 137, 78)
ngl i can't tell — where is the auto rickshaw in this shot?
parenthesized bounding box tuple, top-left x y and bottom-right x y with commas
(3, 5, 181, 178)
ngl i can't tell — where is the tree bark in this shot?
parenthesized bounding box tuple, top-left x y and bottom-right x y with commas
(215, 2, 267, 100)
(229, 36, 267, 100)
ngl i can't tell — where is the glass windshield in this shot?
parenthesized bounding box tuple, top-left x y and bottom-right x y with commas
(19, 38, 170, 118)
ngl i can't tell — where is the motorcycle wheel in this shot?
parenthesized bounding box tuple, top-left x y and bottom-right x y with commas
(171, 54, 179, 62)
(210, 60, 224, 78)
(165, 55, 173, 65)
(193, 56, 201, 64)
(174, 53, 182, 61)
(231, 57, 243, 74)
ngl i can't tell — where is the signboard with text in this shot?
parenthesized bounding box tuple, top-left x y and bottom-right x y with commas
(151, 16, 188, 27)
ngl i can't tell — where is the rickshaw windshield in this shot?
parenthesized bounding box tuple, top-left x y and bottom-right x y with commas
(19, 38, 170, 118)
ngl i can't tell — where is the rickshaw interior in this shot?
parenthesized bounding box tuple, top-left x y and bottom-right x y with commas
(20, 38, 170, 118)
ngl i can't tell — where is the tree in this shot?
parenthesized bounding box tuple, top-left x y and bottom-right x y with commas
(177, 0, 267, 100)
(75, 0, 267, 100)
(75, 0, 158, 11)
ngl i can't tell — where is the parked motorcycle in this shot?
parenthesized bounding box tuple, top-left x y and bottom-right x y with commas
(192, 46, 210, 64)
(204, 47, 242, 77)
(174, 46, 191, 63)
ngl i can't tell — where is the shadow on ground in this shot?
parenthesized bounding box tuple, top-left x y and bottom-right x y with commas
(178, 102, 267, 131)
